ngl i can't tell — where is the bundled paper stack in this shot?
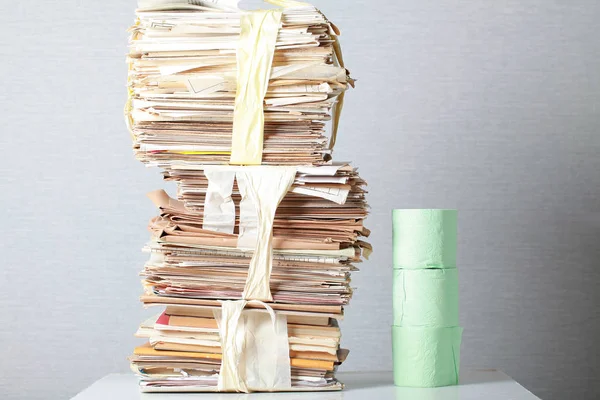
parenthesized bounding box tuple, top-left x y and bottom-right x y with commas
(126, 0, 352, 167)
(125, 0, 369, 393)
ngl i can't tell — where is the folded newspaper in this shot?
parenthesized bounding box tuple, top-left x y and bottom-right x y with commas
(126, 0, 369, 392)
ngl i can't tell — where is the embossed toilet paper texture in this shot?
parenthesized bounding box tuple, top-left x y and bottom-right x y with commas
(392, 326, 462, 388)
(392, 209, 457, 269)
(392, 268, 459, 327)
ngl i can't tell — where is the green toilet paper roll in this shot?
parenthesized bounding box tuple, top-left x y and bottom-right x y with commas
(393, 268, 459, 327)
(392, 326, 462, 387)
(392, 209, 457, 269)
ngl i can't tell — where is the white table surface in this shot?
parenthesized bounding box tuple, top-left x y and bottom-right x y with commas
(71, 370, 540, 400)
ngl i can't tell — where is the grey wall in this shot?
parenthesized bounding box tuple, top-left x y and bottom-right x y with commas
(1, 0, 598, 399)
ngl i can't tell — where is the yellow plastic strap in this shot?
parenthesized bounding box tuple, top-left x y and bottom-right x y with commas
(174, 151, 230, 155)
(329, 91, 344, 150)
(229, 10, 282, 165)
(124, 86, 135, 141)
(329, 34, 346, 150)
(265, 0, 310, 7)
(125, 18, 140, 141)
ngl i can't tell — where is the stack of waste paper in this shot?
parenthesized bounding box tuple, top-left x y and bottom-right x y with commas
(125, 0, 370, 392)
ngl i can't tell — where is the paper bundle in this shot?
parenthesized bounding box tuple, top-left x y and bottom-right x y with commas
(125, 0, 369, 393)
(126, 0, 352, 167)
(391, 209, 462, 387)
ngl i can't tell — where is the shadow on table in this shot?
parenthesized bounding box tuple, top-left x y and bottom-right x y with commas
(389, 369, 513, 400)
(343, 369, 514, 400)
(342, 372, 393, 391)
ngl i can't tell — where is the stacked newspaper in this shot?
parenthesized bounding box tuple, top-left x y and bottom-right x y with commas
(126, 0, 369, 393)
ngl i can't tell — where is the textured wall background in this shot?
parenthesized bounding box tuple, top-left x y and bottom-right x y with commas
(1, 1, 599, 399)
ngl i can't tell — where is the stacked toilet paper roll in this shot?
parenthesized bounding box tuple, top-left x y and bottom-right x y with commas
(392, 209, 463, 387)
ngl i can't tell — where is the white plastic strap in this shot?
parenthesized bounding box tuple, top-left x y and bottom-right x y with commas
(236, 166, 297, 301)
(214, 300, 291, 392)
(202, 166, 237, 234)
